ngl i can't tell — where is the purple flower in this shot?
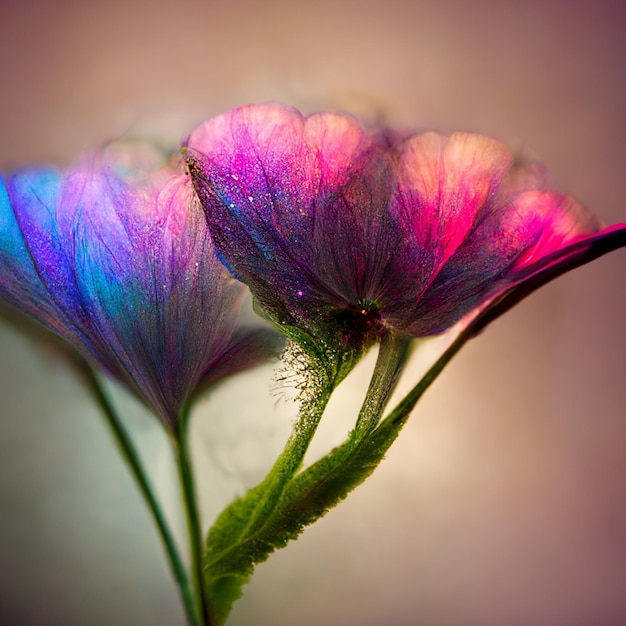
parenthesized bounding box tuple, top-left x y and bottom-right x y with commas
(185, 103, 626, 351)
(0, 142, 276, 428)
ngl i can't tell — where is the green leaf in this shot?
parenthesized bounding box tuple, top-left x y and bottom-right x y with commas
(202, 413, 409, 623)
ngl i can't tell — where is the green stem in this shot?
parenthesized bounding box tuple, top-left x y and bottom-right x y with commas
(175, 411, 216, 626)
(239, 376, 334, 540)
(79, 361, 200, 626)
(380, 324, 474, 434)
(353, 330, 411, 435)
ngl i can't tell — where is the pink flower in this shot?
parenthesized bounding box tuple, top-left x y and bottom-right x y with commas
(186, 103, 626, 351)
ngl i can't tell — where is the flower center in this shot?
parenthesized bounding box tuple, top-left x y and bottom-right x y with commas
(336, 300, 383, 348)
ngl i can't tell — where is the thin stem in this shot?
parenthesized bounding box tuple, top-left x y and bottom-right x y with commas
(353, 330, 411, 434)
(239, 377, 335, 540)
(79, 360, 200, 626)
(175, 411, 216, 626)
(381, 324, 475, 433)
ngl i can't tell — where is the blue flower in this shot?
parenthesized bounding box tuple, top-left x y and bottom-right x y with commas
(0, 142, 277, 427)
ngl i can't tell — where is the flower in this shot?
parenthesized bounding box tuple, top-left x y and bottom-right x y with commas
(185, 103, 626, 352)
(0, 141, 277, 428)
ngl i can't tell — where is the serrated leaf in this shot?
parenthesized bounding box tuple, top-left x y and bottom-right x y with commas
(203, 414, 409, 623)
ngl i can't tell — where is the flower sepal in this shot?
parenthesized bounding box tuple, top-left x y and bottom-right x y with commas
(253, 294, 371, 390)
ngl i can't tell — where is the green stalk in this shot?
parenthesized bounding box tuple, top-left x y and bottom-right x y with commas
(175, 410, 216, 626)
(238, 377, 334, 541)
(79, 360, 200, 626)
(353, 330, 411, 435)
(377, 323, 477, 440)
(200, 356, 338, 623)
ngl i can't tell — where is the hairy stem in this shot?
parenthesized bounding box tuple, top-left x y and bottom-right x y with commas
(239, 375, 334, 541)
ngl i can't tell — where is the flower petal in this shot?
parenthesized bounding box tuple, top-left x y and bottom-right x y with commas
(194, 326, 285, 395)
(187, 103, 374, 329)
(3, 167, 104, 353)
(399, 190, 607, 335)
(0, 173, 60, 325)
(393, 132, 512, 266)
(2, 143, 270, 427)
(468, 224, 626, 336)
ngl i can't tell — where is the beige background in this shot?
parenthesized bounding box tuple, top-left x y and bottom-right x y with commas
(1, 1, 625, 625)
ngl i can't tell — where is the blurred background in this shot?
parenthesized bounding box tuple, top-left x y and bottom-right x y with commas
(1, 1, 625, 624)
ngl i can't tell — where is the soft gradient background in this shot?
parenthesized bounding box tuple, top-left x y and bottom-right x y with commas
(1, 1, 625, 625)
